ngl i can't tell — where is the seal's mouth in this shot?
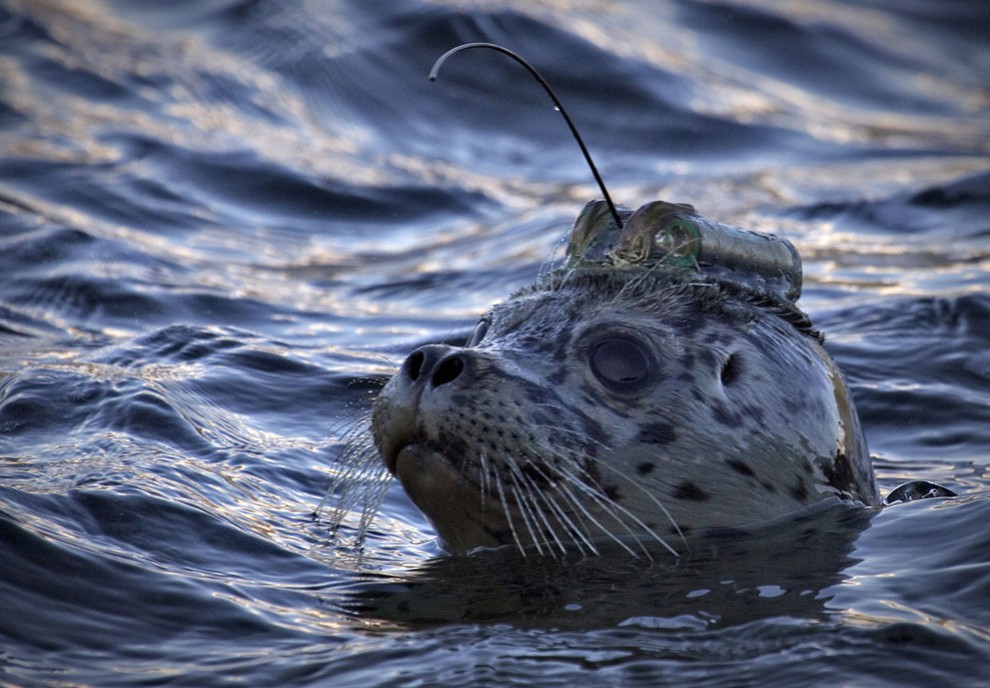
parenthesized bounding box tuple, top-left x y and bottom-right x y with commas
(375, 410, 470, 478)
(384, 441, 514, 553)
(378, 435, 404, 475)
(379, 434, 448, 477)
(385, 442, 422, 476)
(392, 444, 441, 483)
(374, 412, 428, 474)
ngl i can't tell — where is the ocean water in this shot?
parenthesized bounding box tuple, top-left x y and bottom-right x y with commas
(1, 1, 988, 686)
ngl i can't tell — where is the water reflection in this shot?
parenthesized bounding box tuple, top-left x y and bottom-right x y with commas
(343, 501, 872, 631)
(1, 0, 988, 684)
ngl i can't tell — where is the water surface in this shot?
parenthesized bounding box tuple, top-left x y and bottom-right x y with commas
(1, 1, 988, 686)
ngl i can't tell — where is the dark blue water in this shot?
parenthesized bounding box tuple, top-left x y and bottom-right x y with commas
(1, 1, 988, 686)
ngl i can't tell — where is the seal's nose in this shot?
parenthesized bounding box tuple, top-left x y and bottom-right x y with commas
(402, 345, 465, 388)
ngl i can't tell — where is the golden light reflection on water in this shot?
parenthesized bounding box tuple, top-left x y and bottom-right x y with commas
(800, 224, 989, 300)
(424, 0, 990, 153)
(3, 0, 379, 187)
(838, 595, 990, 643)
(1, 2, 986, 680)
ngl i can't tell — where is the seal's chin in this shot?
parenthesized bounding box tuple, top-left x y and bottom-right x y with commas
(392, 444, 461, 498)
(390, 444, 509, 552)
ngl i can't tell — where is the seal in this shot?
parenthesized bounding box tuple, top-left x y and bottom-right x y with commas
(335, 43, 881, 558)
(371, 199, 879, 556)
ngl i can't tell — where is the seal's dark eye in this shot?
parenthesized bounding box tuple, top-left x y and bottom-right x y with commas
(466, 319, 489, 347)
(589, 337, 654, 391)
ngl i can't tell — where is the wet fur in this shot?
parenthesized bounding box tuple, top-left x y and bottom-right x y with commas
(352, 264, 877, 557)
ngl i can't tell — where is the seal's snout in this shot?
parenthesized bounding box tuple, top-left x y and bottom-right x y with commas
(402, 344, 466, 389)
(373, 344, 473, 476)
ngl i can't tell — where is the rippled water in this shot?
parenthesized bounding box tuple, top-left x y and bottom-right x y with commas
(1, 1, 988, 686)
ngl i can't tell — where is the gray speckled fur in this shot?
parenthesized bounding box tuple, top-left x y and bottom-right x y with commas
(372, 266, 877, 554)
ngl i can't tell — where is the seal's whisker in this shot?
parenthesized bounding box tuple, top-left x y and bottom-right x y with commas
(542, 463, 647, 558)
(356, 473, 392, 541)
(553, 460, 682, 559)
(319, 417, 393, 538)
(505, 466, 553, 557)
(508, 482, 548, 557)
(491, 461, 527, 556)
(520, 483, 570, 557)
(517, 461, 600, 556)
(524, 429, 681, 557)
(527, 418, 611, 455)
(593, 459, 687, 550)
(539, 491, 596, 556)
(506, 471, 543, 551)
(514, 450, 634, 548)
(478, 450, 492, 509)
(586, 485, 680, 558)
(506, 458, 570, 555)
(329, 466, 389, 530)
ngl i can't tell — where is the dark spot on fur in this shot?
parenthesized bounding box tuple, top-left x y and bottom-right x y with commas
(604, 485, 621, 501)
(638, 422, 677, 445)
(742, 403, 765, 424)
(712, 401, 743, 428)
(637, 462, 656, 476)
(791, 477, 810, 502)
(674, 481, 710, 501)
(820, 449, 856, 497)
(725, 458, 755, 477)
(761, 481, 777, 493)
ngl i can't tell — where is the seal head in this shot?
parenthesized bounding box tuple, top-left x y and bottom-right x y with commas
(372, 201, 877, 555)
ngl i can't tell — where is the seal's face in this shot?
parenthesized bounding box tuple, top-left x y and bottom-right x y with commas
(372, 269, 877, 555)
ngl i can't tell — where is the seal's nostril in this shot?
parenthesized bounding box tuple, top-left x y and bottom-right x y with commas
(431, 355, 464, 387)
(402, 346, 466, 388)
(405, 350, 426, 381)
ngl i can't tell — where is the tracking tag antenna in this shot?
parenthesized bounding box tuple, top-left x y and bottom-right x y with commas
(429, 42, 624, 230)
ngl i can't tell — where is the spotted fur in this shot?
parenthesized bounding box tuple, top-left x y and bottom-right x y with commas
(369, 266, 878, 556)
